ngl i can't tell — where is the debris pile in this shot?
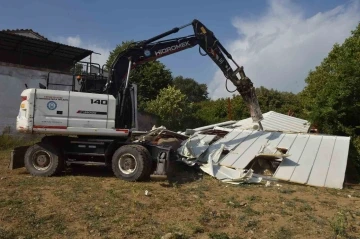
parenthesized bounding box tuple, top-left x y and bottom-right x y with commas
(134, 125, 188, 151)
(175, 112, 350, 189)
(135, 111, 350, 189)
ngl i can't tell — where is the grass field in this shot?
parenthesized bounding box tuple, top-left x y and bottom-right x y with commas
(1, 149, 360, 239)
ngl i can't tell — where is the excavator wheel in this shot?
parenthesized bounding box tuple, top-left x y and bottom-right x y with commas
(111, 144, 153, 182)
(24, 142, 65, 177)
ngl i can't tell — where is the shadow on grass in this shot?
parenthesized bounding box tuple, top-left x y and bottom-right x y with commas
(59, 160, 203, 186)
(165, 161, 203, 187)
(64, 165, 113, 178)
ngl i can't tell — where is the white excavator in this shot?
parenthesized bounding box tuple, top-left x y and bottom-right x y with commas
(10, 19, 263, 181)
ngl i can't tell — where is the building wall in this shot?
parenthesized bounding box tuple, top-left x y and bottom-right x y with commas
(0, 64, 73, 134)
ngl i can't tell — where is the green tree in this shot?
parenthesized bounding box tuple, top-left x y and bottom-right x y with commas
(300, 23, 360, 135)
(229, 94, 249, 120)
(194, 98, 229, 125)
(192, 88, 303, 127)
(145, 85, 194, 131)
(300, 23, 360, 173)
(106, 40, 135, 68)
(172, 76, 209, 102)
(255, 87, 303, 117)
(106, 40, 173, 110)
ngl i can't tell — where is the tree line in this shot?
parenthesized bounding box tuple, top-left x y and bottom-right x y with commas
(107, 24, 360, 171)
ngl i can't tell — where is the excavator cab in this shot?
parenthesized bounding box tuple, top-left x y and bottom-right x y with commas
(73, 61, 109, 93)
(77, 74, 106, 93)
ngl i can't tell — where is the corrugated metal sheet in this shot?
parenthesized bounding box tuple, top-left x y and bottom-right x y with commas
(273, 134, 350, 189)
(229, 111, 311, 133)
(198, 129, 350, 189)
(261, 111, 311, 133)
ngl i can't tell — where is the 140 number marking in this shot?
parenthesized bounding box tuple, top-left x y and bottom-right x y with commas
(91, 99, 108, 105)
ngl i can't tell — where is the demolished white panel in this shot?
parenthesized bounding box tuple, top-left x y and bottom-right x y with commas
(273, 134, 310, 180)
(229, 111, 311, 133)
(197, 129, 247, 163)
(214, 129, 245, 150)
(181, 126, 350, 189)
(200, 162, 260, 184)
(192, 120, 236, 132)
(189, 135, 215, 157)
(213, 165, 248, 180)
(265, 131, 286, 148)
(273, 134, 350, 189)
(222, 130, 251, 150)
(324, 137, 350, 189)
(230, 131, 273, 169)
(220, 131, 271, 168)
(307, 136, 336, 187)
(177, 134, 216, 158)
(217, 131, 262, 166)
(290, 135, 323, 184)
(199, 145, 258, 184)
(260, 111, 311, 133)
(276, 133, 298, 150)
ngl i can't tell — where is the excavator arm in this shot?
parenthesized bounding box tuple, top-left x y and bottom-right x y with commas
(103, 19, 263, 128)
(191, 20, 263, 123)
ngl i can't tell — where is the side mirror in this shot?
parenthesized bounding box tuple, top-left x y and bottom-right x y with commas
(39, 83, 46, 89)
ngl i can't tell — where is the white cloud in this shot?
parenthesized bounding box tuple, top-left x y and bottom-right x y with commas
(54, 35, 111, 67)
(65, 35, 81, 47)
(209, 0, 360, 99)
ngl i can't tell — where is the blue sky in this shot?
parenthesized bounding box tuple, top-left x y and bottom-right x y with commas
(1, 0, 359, 98)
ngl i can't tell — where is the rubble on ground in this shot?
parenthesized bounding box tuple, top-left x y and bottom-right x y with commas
(134, 125, 188, 151)
(138, 111, 351, 189)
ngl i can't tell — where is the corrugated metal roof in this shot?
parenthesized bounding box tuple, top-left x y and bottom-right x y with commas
(1, 29, 48, 40)
(229, 111, 311, 133)
(0, 30, 92, 62)
(197, 129, 350, 189)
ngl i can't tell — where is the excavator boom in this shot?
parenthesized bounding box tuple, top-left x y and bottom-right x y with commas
(101, 19, 263, 126)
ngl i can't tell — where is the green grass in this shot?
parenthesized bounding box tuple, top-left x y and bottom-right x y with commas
(0, 227, 16, 239)
(0, 134, 41, 150)
(271, 227, 293, 239)
(208, 232, 230, 239)
(279, 188, 296, 194)
(330, 212, 348, 237)
(1, 149, 360, 239)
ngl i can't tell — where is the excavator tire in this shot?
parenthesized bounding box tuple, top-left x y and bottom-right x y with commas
(24, 142, 65, 177)
(111, 144, 153, 182)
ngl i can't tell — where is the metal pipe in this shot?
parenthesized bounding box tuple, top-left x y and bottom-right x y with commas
(178, 22, 192, 29)
(142, 22, 191, 45)
(90, 54, 92, 74)
(124, 59, 132, 89)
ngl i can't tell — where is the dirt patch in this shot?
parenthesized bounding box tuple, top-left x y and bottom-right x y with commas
(1, 150, 360, 239)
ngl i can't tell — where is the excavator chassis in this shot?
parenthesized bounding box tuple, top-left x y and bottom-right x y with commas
(9, 135, 174, 181)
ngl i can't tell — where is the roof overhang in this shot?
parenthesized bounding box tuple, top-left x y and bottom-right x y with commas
(0, 31, 93, 62)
